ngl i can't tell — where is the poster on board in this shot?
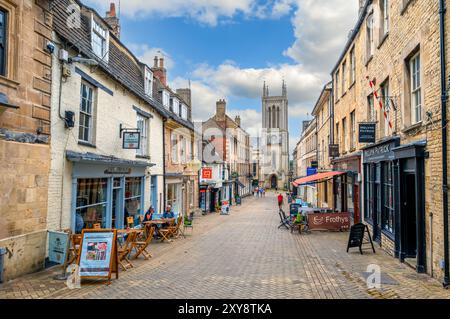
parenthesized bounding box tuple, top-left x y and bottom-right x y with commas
(48, 231, 70, 265)
(78, 230, 117, 279)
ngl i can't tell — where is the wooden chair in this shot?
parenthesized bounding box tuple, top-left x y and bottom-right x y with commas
(158, 219, 176, 243)
(117, 231, 137, 271)
(133, 227, 155, 260)
(167, 216, 183, 239)
(68, 234, 82, 265)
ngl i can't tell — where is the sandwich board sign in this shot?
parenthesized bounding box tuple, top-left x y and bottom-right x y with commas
(77, 229, 118, 285)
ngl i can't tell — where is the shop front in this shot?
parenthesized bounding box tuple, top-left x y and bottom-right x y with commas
(362, 138, 427, 273)
(67, 151, 153, 234)
(332, 152, 362, 224)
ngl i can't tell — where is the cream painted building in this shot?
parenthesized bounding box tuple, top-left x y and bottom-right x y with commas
(47, 1, 166, 233)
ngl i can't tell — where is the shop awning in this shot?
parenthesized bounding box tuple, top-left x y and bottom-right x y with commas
(66, 151, 155, 168)
(292, 171, 345, 187)
(236, 180, 246, 188)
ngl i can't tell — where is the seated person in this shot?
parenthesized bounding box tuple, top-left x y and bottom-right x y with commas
(143, 207, 155, 223)
(163, 205, 175, 219)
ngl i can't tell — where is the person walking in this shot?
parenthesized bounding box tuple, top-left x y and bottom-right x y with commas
(277, 193, 284, 210)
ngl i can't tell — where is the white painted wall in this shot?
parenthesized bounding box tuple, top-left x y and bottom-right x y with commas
(47, 36, 165, 231)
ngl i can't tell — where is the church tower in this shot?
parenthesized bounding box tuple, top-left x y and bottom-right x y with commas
(261, 81, 290, 189)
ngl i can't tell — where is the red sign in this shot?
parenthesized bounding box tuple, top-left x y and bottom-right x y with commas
(202, 168, 213, 180)
(307, 213, 351, 231)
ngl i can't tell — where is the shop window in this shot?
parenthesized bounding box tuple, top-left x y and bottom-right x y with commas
(125, 177, 143, 226)
(137, 114, 149, 157)
(75, 179, 108, 233)
(79, 81, 96, 144)
(167, 183, 181, 214)
(365, 165, 375, 222)
(0, 9, 7, 76)
(383, 162, 395, 234)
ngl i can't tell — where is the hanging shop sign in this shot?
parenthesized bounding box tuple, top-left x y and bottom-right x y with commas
(329, 144, 340, 158)
(202, 168, 213, 180)
(77, 229, 118, 284)
(359, 123, 376, 144)
(123, 131, 141, 150)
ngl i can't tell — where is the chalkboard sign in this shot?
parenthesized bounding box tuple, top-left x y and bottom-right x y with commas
(347, 223, 376, 255)
(236, 197, 242, 206)
(77, 229, 119, 285)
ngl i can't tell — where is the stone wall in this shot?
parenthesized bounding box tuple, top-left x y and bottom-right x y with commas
(0, 0, 52, 280)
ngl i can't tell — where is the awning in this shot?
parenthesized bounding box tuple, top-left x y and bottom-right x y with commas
(236, 180, 246, 188)
(292, 171, 345, 187)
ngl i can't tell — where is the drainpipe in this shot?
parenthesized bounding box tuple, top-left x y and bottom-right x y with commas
(162, 118, 167, 212)
(439, 0, 449, 288)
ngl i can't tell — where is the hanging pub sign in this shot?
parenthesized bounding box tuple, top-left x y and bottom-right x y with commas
(77, 229, 118, 285)
(123, 131, 141, 150)
(329, 144, 340, 158)
(359, 123, 376, 144)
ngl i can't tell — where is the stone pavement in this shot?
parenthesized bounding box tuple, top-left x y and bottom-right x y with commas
(1, 192, 449, 299)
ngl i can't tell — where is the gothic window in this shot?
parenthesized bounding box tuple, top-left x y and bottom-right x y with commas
(277, 107, 280, 128)
(268, 107, 272, 128)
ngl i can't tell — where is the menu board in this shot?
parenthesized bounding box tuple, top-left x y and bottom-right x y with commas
(77, 230, 118, 282)
(48, 231, 70, 265)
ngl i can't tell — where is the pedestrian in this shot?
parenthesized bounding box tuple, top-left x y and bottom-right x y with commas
(277, 193, 284, 210)
(262, 188, 266, 197)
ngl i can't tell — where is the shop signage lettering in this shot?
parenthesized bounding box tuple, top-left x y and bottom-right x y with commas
(359, 123, 376, 144)
(123, 131, 140, 150)
(307, 213, 351, 231)
(104, 167, 132, 175)
(365, 144, 390, 157)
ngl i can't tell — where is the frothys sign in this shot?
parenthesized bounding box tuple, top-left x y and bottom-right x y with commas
(307, 213, 351, 231)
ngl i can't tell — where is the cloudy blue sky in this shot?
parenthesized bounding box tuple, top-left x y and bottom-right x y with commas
(85, 0, 359, 153)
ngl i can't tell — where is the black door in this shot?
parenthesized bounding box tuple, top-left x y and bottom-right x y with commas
(271, 175, 277, 189)
(403, 173, 417, 258)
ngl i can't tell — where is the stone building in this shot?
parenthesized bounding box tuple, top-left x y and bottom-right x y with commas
(151, 56, 199, 216)
(48, 0, 167, 236)
(0, 0, 53, 281)
(261, 82, 290, 190)
(311, 82, 334, 209)
(201, 99, 251, 209)
(331, 0, 450, 282)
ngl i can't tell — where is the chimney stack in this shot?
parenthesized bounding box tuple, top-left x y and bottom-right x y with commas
(151, 55, 167, 86)
(216, 99, 226, 120)
(105, 2, 121, 38)
(235, 116, 241, 127)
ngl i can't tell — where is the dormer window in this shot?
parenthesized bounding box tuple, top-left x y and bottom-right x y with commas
(91, 16, 109, 62)
(181, 104, 188, 120)
(162, 90, 170, 108)
(144, 67, 153, 97)
(172, 97, 179, 114)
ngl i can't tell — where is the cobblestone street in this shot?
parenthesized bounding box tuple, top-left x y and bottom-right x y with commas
(1, 192, 449, 299)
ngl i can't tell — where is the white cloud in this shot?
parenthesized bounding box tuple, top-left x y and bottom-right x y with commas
(85, 0, 293, 26)
(127, 44, 175, 70)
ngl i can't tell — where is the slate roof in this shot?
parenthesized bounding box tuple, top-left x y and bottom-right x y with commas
(51, 0, 194, 130)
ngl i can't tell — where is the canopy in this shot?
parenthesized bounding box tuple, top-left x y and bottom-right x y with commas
(292, 171, 345, 187)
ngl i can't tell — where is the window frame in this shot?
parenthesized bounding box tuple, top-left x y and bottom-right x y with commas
(144, 67, 153, 97)
(410, 52, 422, 124)
(350, 111, 356, 150)
(171, 132, 179, 164)
(91, 16, 109, 62)
(136, 114, 149, 157)
(0, 8, 8, 77)
(79, 81, 96, 144)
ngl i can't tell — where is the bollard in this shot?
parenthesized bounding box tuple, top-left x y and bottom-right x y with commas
(0, 247, 6, 283)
